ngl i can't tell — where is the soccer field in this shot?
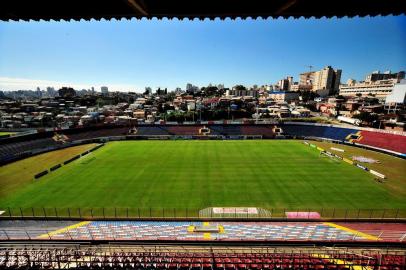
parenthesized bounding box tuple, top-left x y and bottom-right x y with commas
(0, 140, 405, 211)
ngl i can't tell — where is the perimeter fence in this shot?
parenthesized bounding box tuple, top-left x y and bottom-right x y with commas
(1, 207, 405, 220)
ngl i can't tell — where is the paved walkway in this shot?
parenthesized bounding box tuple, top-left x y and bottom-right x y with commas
(0, 220, 404, 242)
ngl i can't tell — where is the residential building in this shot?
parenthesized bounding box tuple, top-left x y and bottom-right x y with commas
(300, 71, 315, 86)
(277, 76, 293, 91)
(186, 83, 198, 93)
(339, 80, 395, 99)
(268, 91, 299, 103)
(290, 82, 312, 92)
(299, 66, 341, 96)
(46, 87, 56, 97)
(339, 73, 403, 100)
(346, 79, 356, 86)
(312, 66, 341, 96)
(340, 70, 405, 99)
(101, 86, 109, 95)
(365, 70, 405, 83)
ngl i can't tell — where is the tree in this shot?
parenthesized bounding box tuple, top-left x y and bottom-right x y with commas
(234, 85, 246, 91)
(217, 88, 226, 97)
(201, 86, 218, 97)
(166, 92, 176, 101)
(143, 88, 150, 96)
(353, 112, 379, 124)
(96, 97, 107, 107)
(300, 90, 319, 102)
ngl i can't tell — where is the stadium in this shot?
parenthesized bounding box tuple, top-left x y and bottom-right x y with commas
(1, 121, 406, 269)
(1, 1, 406, 269)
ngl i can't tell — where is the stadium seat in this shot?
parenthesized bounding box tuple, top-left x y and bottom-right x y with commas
(1, 248, 405, 269)
(282, 124, 357, 141)
(355, 130, 406, 154)
(166, 126, 202, 135)
(0, 138, 59, 162)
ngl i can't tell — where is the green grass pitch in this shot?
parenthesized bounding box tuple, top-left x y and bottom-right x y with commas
(0, 140, 405, 211)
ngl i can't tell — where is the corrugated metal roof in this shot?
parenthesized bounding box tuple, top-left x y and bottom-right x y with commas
(1, 0, 405, 22)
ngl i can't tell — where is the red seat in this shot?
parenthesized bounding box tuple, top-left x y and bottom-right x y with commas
(225, 263, 235, 270)
(180, 263, 191, 269)
(237, 264, 247, 269)
(356, 130, 406, 154)
(168, 263, 178, 269)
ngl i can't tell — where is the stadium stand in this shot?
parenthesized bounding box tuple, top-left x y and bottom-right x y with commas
(1, 124, 406, 165)
(0, 126, 127, 164)
(354, 130, 406, 154)
(0, 138, 58, 163)
(202, 126, 222, 136)
(3, 221, 403, 243)
(0, 247, 404, 269)
(240, 126, 275, 138)
(133, 126, 171, 136)
(166, 126, 203, 136)
(335, 223, 406, 243)
(209, 126, 242, 136)
(282, 124, 357, 141)
(65, 127, 129, 141)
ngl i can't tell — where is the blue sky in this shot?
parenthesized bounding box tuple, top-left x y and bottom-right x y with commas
(0, 16, 405, 92)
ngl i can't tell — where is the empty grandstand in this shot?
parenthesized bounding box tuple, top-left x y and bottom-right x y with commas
(0, 138, 59, 163)
(131, 126, 171, 136)
(0, 129, 405, 270)
(166, 126, 203, 136)
(0, 245, 404, 270)
(1, 123, 406, 166)
(351, 130, 406, 155)
(281, 124, 357, 141)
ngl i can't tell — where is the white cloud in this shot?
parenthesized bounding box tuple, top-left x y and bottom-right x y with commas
(0, 76, 140, 92)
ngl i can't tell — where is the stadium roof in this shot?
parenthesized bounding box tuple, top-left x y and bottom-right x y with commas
(1, 0, 405, 21)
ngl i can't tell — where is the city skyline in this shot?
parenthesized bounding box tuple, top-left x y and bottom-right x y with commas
(0, 16, 405, 92)
(0, 67, 404, 93)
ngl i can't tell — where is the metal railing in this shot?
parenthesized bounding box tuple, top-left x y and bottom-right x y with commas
(1, 207, 405, 220)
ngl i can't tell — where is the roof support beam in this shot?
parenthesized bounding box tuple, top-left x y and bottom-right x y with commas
(275, 0, 297, 15)
(126, 0, 148, 16)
